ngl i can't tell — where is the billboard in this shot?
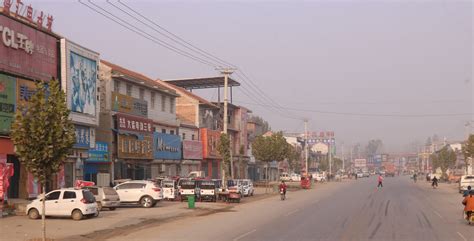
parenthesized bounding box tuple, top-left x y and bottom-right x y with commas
(0, 74, 16, 134)
(16, 78, 36, 107)
(117, 134, 153, 159)
(0, 14, 58, 81)
(87, 142, 109, 163)
(183, 140, 203, 160)
(153, 132, 181, 160)
(111, 92, 148, 117)
(74, 125, 91, 149)
(69, 51, 97, 116)
(116, 113, 153, 133)
(354, 159, 367, 168)
(200, 128, 221, 159)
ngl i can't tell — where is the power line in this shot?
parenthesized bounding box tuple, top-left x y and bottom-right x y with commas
(234, 100, 473, 117)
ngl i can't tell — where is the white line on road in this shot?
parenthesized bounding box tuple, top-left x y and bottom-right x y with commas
(456, 232, 467, 241)
(285, 209, 300, 217)
(433, 211, 443, 219)
(233, 229, 257, 241)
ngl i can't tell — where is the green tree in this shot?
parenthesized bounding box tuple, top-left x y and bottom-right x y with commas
(332, 158, 343, 171)
(238, 145, 245, 179)
(287, 144, 302, 173)
(217, 133, 231, 189)
(11, 79, 75, 241)
(462, 134, 474, 172)
(430, 146, 457, 180)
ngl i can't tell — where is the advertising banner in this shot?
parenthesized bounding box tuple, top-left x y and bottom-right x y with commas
(116, 113, 153, 133)
(153, 132, 181, 160)
(111, 92, 148, 117)
(354, 159, 367, 168)
(0, 74, 16, 134)
(69, 51, 97, 116)
(117, 133, 153, 159)
(183, 140, 203, 160)
(16, 78, 36, 107)
(200, 128, 221, 159)
(0, 14, 58, 81)
(87, 141, 109, 163)
(74, 125, 90, 148)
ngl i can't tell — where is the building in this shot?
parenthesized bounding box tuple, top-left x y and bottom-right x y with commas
(98, 61, 180, 181)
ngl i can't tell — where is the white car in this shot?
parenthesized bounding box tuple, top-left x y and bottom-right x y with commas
(357, 172, 364, 178)
(290, 173, 301, 182)
(114, 180, 163, 208)
(26, 188, 98, 221)
(280, 173, 291, 181)
(459, 175, 474, 193)
(240, 179, 254, 197)
(312, 173, 326, 182)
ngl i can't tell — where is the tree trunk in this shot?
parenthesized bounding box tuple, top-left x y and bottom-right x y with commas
(41, 183, 46, 241)
(265, 166, 269, 194)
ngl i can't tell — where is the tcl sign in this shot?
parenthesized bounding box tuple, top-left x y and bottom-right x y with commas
(0, 14, 57, 81)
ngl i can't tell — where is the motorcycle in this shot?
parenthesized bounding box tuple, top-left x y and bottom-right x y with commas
(432, 181, 438, 189)
(464, 211, 474, 225)
(280, 188, 286, 201)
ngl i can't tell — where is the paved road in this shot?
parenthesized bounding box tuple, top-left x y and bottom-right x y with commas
(116, 176, 473, 241)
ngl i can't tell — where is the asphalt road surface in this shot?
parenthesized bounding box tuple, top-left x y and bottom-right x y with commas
(113, 176, 473, 241)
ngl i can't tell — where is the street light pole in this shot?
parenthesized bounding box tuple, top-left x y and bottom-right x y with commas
(304, 119, 308, 175)
(218, 68, 235, 189)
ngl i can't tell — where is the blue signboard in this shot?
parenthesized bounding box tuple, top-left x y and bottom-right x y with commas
(74, 125, 90, 148)
(153, 132, 181, 160)
(87, 142, 109, 163)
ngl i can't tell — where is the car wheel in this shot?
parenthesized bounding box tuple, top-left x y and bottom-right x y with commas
(97, 202, 103, 211)
(109, 207, 116, 211)
(28, 208, 40, 220)
(71, 209, 83, 221)
(140, 196, 153, 208)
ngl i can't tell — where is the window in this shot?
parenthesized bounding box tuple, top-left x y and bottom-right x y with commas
(170, 130, 175, 135)
(182, 133, 186, 140)
(192, 134, 195, 140)
(84, 187, 98, 195)
(63, 191, 77, 199)
(170, 98, 175, 113)
(114, 79, 120, 92)
(46, 191, 61, 200)
(126, 84, 132, 96)
(151, 92, 155, 109)
(139, 88, 145, 100)
(162, 129, 166, 134)
(161, 95, 166, 112)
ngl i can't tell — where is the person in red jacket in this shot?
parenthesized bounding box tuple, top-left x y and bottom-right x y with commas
(377, 174, 384, 189)
(279, 181, 287, 195)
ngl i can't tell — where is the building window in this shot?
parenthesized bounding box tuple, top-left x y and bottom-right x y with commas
(161, 95, 166, 112)
(191, 134, 195, 140)
(126, 84, 132, 96)
(170, 130, 175, 135)
(170, 98, 175, 114)
(114, 79, 120, 92)
(182, 133, 186, 140)
(162, 129, 166, 134)
(151, 92, 155, 109)
(139, 88, 145, 100)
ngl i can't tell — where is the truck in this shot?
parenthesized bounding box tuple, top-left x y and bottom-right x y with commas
(382, 162, 396, 177)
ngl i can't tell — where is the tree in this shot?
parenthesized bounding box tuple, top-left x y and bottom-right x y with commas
(287, 144, 302, 173)
(332, 158, 343, 171)
(462, 134, 474, 172)
(238, 145, 245, 179)
(11, 79, 75, 241)
(430, 146, 457, 180)
(365, 139, 383, 158)
(217, 133, 231, 189)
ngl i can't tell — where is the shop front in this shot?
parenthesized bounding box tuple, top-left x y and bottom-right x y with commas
(84, 141, 110, 186)
(181, 140, 203, 176)
(200, 128, 221, 179)
(152, 132, 181, 177)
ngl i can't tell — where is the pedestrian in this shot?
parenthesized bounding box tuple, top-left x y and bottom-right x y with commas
(377, 174, 383, 189)
(464, 186, 472, 197)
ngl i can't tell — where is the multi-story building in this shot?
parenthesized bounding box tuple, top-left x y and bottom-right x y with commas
(98, 61, 180, 181)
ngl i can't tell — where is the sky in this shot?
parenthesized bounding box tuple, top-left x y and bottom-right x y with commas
(30, 0, 473, 152)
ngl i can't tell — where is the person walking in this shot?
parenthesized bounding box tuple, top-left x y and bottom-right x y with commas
(377, 174, 384, 189)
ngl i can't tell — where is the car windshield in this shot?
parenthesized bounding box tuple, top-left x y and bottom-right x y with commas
(163, 181, 175, 188)
(181, 181, 195, 189)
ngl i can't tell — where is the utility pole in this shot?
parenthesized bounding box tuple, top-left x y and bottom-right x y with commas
(342, 144, 345, 171)
(218, 68, 235, 189)
(304, 119, 309, 175)
(329, 141, 332, 181)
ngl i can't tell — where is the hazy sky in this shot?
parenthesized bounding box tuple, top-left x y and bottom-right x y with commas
(32, 0, 473, 152)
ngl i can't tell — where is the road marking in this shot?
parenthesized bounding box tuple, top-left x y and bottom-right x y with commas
(456, 232, 467, 241)
(433, 211, 443, 219)
(284, 209, 300, 217)
(233, 229, 257, 241)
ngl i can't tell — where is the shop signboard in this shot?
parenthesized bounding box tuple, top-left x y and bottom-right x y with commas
(74, 125, 90, 149)
(116, 113, 153, 133)
(111, 92, 147, 118)
(200, 128, 221, 159)
(0, 74, 16, 134)
(183, 140, 203, 160)
(0, 14, 58, 81)
(87, 141, 109, 163)
(117, 134, 153, 159)
(153, 132, 181, 160)
(16, 78, 36, 107)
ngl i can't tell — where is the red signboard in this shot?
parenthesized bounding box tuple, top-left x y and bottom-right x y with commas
(200, 128, 221, 159)
(183, 140, 203, 160)
(0, 14, 58, 81)
(116, 113, 153, 133)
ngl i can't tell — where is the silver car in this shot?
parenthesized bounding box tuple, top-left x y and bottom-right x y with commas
(82, 186, 120, 211)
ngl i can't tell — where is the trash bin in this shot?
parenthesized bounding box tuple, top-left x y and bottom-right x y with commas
(187, 195, 195, 209)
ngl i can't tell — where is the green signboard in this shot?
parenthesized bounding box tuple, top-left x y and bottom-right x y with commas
(0, 74, 16, 134)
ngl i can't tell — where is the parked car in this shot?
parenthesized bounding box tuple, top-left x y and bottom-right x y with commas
(240, 179, 254, 197)
(280, 172, 291, 181)
(82, 186, 120, 211)
(199, 180, 217, 202)
(363, 171, 370, 177)
(356, 172, 364, 178)
(26, 188, 98, 221)
(459, 175, 474, 193)
(290, 173, 301, 182)
(179, 179, 197, 201)
(312, 172, 326, 182)
(114, 180, 163, 208)
(162, 179, 179, 200)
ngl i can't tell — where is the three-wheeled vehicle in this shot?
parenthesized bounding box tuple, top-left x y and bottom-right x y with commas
(162, 179, 179, 200)
(179, 179, 196, 201)
(199, 180, 217, 202)
(226, 180, 242, 203)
